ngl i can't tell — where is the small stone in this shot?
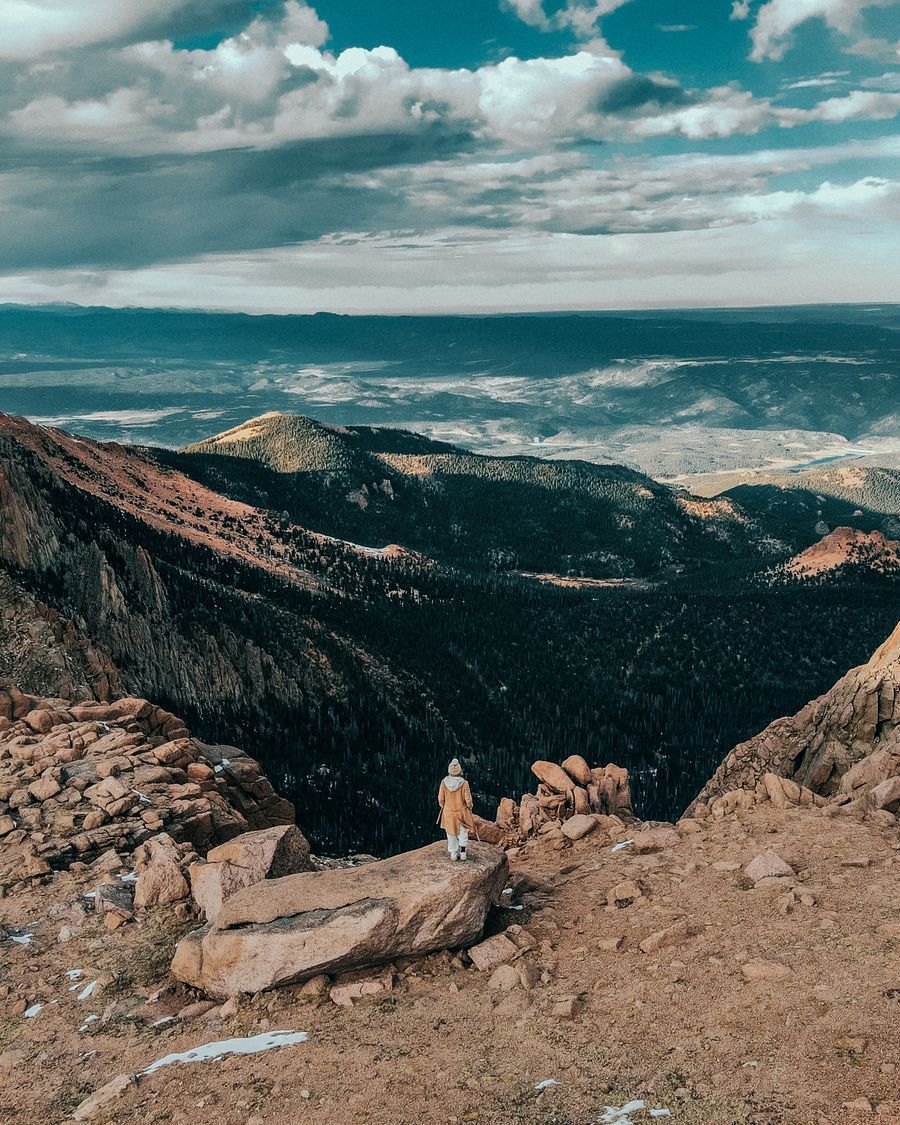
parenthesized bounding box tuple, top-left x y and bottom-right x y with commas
(560, 814, 598, 842)
(72, 1074, 135, 1120)
(551, 995, 581, 1020)
(488, 964, 520, 991)
(299, 975, 329, 1000)
(607, 879, 645, 909)
(467, 934, 519, 972)
(640, 919, 697, 954)
(745, 851, 793, 883)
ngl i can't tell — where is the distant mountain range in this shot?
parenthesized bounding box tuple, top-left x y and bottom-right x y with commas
(2, 303, 898, 478)
(1, 409, 898, 855)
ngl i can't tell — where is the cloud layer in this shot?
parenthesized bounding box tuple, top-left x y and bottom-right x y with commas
(0, 0, 897, 307)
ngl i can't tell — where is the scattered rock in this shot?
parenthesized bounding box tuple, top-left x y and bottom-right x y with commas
(468, 933, 520, 972)
(133, 834, 190, 908)
(639, 919, 697, 954)
(745, 851, 794, 883)
(608, 879, 645, 909)
(71, 1074, 136, 1121)
(560, 814, 598, 842)
(488, 963, 520, 991)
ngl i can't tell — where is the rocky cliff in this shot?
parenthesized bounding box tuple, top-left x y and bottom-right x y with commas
(690, 622, 900, 814)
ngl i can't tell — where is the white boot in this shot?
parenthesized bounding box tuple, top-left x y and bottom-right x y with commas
(459, 848, 467, 862)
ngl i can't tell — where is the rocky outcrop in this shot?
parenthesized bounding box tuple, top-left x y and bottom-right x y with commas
(488, 756, 635, 845)
(690, 623, 900, 815)
(172, 840, 507, 998)
(784, 527, 900, 577)
(0, 692, 294, 892)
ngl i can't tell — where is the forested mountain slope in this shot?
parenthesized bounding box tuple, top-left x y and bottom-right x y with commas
(1, 412, 897, 855)
(177, 413, 780, 577)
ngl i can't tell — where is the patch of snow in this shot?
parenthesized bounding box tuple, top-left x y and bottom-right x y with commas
(79, 1015, 99, 1032)
(611, 839, 635, 853)
(23, 1004, 43, 1018)
(77, 981, 98, 1001)
(502, 887, 514, 895)
(118, 871, 138, 883)
(83, 891, 97, 899)
(66, 969, 84, 980)
(598, 1101, 671, 1123)
(535, 1078, 560, 1090)
(214, 765, 223, 773)
(141, 1030, 309, 1075)
(9, 932, 33, 945)
(151, 1016, 175, 1028)
(131, 790, 151, 804)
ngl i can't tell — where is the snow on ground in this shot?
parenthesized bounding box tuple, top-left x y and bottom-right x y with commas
(598, 1101, 671, 1122)
(141, 1031, 309, 1076)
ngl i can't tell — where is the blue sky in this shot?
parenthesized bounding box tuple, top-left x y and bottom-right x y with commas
(0, 0, 898, 311)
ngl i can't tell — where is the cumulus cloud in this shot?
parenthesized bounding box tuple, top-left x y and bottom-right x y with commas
(0, 0, 300, 61)
(503, 0, 632, 48)
(0, 0, 897, 306)
(746, 0, 897, 61)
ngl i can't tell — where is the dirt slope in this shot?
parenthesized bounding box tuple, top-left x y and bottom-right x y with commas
(2, 797, 899, 1125)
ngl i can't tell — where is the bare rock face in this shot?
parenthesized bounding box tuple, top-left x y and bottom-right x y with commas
(690, 623, 900, 814)
(0, 691, 294, 893)
(172, 841, 507, 999)
(189, 825, 313, 922)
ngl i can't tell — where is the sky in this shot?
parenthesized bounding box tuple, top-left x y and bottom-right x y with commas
(0, 0, 898, 312)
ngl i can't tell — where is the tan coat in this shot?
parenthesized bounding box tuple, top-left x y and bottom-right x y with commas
(437, 778, 474, 836)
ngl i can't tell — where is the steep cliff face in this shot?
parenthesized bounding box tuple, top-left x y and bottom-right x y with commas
(0, 567, 120, 702)
(691, 622, 900, 810)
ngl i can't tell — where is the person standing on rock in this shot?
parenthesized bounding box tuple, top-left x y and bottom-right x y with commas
(438, 758, 475, 861)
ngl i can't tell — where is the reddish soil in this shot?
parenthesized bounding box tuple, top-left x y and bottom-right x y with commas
(2, 802, 899, 1125)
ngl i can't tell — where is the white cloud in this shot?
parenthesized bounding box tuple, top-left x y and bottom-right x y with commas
(0, 0, 305, 61)
(3, 179, 896, 312)
(503, 0, 632, 49)
(747, 0, 897, 61)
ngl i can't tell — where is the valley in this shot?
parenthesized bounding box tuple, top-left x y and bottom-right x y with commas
(1, 405, 898, 857)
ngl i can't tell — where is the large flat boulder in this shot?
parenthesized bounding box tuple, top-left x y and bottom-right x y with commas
(172, 841, 507, 998)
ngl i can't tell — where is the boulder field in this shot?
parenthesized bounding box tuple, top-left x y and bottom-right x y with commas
(172, 841, 508, 998)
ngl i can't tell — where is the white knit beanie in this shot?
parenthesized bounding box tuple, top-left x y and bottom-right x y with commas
(448, 758, 462, 776)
